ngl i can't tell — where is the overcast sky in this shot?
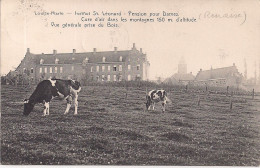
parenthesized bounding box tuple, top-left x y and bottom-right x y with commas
(1, 0, 260, 80)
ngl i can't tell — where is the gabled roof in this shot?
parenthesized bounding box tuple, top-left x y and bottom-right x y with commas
(30, 49, 144, 65)
(195, 65, 239, 81)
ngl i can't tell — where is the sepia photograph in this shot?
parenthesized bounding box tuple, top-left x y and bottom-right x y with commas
(1, 0, 260, 166)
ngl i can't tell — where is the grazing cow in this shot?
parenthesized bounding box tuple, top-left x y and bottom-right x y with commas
(23, 79, 81, 116)
(145, 89, 171, 112)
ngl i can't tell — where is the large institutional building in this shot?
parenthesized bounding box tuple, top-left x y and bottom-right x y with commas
(14, 43, 150, 83)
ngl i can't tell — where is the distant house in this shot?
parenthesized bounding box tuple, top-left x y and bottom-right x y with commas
(164, 56, 195, 85)
(194, 63, 243, 87)
(14, 43, 150, 83)
(164, 73, 195, 85)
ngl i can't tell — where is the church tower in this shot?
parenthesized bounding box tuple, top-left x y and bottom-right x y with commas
(178, 56, 187, 74)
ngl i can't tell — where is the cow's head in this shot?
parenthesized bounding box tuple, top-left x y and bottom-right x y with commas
(23, 99, 34, 116)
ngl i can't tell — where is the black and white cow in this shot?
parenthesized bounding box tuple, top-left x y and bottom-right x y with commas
(145, 89, 171, 112)
(23, 79, 81, 116)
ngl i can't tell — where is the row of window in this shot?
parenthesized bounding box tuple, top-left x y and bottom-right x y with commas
(96, 74, 140, 82)
(38, 64, 141, 74)
(39, 67, 65, 74)
(91, 64, 140, 72)
(40, 56, 128, 64)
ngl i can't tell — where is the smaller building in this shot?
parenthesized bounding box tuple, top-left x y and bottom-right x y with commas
(164, 56, 195, 85)
(194, 63, 243, 87)
(164, 73, 195, 85)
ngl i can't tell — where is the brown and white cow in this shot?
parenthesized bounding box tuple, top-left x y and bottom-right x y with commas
(23, 79, 81, 116)
(145, 89, 171, 112)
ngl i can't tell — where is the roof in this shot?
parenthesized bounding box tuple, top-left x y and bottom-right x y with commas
(28, 49, 144, 65)
(163, 73, 195, 84)
(195, 65, 239, 81)
(172, 73, 195, 81)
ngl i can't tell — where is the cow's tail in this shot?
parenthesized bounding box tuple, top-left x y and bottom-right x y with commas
(165, 96, 172, 104)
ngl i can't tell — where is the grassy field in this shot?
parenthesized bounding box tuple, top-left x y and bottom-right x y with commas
(1, 85, 260, 165)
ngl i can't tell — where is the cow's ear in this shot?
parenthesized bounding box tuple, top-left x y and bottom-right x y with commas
(24, 99, 29, 103)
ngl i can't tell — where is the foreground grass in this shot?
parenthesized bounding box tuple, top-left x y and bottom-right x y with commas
(1, 85, 260, 165)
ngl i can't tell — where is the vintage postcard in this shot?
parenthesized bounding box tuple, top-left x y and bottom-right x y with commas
(1, 0, 260, 166)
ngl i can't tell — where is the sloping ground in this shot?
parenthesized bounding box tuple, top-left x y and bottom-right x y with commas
(1, 85, 260, 165)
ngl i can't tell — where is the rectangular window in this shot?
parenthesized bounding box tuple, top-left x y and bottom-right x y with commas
(118, 75, 122, 81)
(113, 65, 117, 71)
(119, 65, 122, 71)
(50, 67, 52, 73)
(39, 67, 42, 73)
(30, 68, 33, 73)
(113, 75, 117, 81)
(44, 67, 47, 73)
(72, 66, 74, 71)
(137, 65, 140, 71)
(102, 66, 105, 72)
(60, 67, 63, 73)
(55, 67, 58, 73)
(23, 68, 26, 73)
(107, 75, 110, 81)
(128, 75, 131, 81)
(91, 66, 93, 72)
(128, 65, 131, 70)
(108, 65, 111, 72)
(102, 75, 105, 81)
(96, 66, 99, 72)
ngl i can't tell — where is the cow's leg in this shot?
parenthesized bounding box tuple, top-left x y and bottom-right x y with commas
(43, 101, 48, 116)
(152, 102, 155, 110)
(74, 94, 78, 115)
(162, 102, 165, 112)
(46, 102, 50, 115)
(162, 100, 166, 112)
(64, 96, 72, 114)
(148, 105, 151, 111)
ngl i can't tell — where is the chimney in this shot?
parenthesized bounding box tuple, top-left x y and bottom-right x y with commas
(233, 63, 235, 66)
(200, 68, 202, 72)
(140, 48, 143, 53)
(27, 48, 30, 53)
(93, 48, 96, 54)
(114, 47, 117, 53)
(132, 43, 136, 49)
(73, 49, 76, 54)
(53, 50, 57, 55)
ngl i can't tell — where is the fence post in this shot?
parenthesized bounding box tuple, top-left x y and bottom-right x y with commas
(252, 89, 255, 100)
(226, 86, 229, 96)
(230, 91, 233, 110)
(185, 85, 188, 93)
(197, 94, 200, 106)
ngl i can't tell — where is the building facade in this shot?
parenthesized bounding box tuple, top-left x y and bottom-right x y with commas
(194, 63, 243, 87)
(14, 43, 150, 83)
